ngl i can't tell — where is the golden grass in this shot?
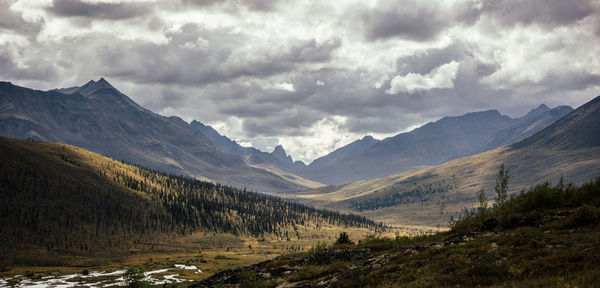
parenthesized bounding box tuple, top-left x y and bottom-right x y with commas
(288, 146, 600, 227)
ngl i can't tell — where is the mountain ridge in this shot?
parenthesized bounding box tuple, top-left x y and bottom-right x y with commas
(289, 105, 572, 185)
(286, 95, 599, 227)
(0, 79, 309, 192)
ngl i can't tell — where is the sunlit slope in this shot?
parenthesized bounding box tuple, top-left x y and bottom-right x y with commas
(292, 95, 600, 227)
(0, 137, 379, 254)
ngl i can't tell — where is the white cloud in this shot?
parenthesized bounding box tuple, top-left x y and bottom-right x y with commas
(273, 82, 295, 92)
(386, 61, 460, 94)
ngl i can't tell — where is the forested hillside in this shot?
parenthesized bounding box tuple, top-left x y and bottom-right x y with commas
(0, 137, 378, 254)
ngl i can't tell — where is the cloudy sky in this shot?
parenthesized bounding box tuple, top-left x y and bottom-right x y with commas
(1, 0, 600, 163)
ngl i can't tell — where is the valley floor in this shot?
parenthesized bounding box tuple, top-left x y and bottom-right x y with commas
(0, 225, 399, 287)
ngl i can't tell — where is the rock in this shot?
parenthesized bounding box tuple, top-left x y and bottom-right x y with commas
(269, 266, 297, 277)
(443, 235, 467, 246)
(412, 245, 427, 252)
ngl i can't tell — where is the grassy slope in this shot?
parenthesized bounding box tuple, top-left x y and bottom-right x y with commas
(194, 178, 600, 288)
(0, 137, 385, 277)
(248, 162, 325, 189)
(288, 145, 600, 227)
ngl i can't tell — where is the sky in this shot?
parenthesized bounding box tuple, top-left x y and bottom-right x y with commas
(1, 0, 600, 163)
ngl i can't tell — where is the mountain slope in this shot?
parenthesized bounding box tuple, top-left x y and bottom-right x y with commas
(289, 95, 600, 227)
(483, 104, 573, 150)
(293, 106, 571, 185)
(308, 135, 380, 169)
(0, 137, 378, 252)
(0, 79, 307, 192)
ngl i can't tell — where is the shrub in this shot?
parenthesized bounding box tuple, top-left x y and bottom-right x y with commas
(566, 205, 599, 227)
(335, 232, 354, 245)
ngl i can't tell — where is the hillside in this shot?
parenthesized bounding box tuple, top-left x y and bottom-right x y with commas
(288, 95, 600, 227)
(0, 79, 310, 192)
(292, 105, 572, 185)
(0, 137, 380, 259)
(194, 177, 600, 287)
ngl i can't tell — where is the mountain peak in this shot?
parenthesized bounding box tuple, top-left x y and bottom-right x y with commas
(271, 144, 293, 164)
(272, 144, 286, 155)
(77, 78, 117, 96)
(536, 104, 550, 110)
(362, 135, 374, 141)
(519, 104, 551, 120)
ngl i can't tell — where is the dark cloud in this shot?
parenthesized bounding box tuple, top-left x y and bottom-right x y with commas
(48, 0, 154, 20)
(0, 0, 43, 36)
(0, 44, 58, 81)
(363, 4, 446, 41)
(64, 24, 342, 86)
(242, 108, 323, 137)
(177, 0, 281, 11)
(482, 0, 596, 28)
(361, 0, 486, 42)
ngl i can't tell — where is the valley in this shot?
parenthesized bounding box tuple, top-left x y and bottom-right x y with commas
(1, 80, 599, 287)
(282, 96, 600, 227)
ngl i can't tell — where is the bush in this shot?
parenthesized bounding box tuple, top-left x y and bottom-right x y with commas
(335, 232, 354, 245)
(566, 205, 599, 227)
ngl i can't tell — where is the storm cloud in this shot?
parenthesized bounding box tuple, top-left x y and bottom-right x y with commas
(1, 0, 599, 162)
(48, 0, 154, 20)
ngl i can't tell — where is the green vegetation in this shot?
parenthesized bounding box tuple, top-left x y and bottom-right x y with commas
(494, 163, 510, 207)
(334, 232, 354, 245)
(0, 137, 380, 266)
(197, 176, 600, 287)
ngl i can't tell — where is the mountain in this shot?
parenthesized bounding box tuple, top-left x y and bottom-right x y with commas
(287, 95, 600, 227)
(309, 135, 380, 169)
(292, 105, 572, 185)
(0, 79, 311, 192)
(190, 120, 307, 171)
(482, 104, 573, 150)
(0, 137, 378, 253)
(511, 96, 600, 150)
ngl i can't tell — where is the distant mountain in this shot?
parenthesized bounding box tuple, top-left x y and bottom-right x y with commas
(309, 135, 380, 169)
(482, 104, 573, 150)
(511, 97, 600, 150)
(293, 105, 572, 185)
(290, 95, 600, 227)
(190, 120, 307, 171)
(0, 79, 309, 192)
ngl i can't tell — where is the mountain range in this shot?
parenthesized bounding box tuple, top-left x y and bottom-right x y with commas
(287, 95, 600, 227)
(191, 102, 572, 185)
(0, 79, 315, 192)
